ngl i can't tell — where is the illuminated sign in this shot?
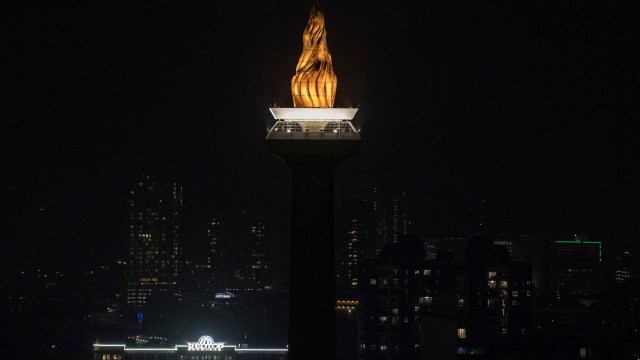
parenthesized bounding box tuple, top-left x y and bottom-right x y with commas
(214, 292, 234, 299)
(187, 336, 224, 351)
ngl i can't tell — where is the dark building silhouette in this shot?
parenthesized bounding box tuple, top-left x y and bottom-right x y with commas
(463, 235, 533, 355)
(337, 197, 375, 289)
(357, 235, 534, 359)
(510, 234, 552, 291)
(126, 174, 183, 307)
(358, 236, 467, 360)
(374, 191, 415, 254)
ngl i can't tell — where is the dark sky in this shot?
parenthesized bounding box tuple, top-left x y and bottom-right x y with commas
(3, 1, 638, 269)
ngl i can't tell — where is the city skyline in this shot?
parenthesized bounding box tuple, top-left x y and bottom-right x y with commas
(3, 2, 639, 358)
(5, 2, 635, 273)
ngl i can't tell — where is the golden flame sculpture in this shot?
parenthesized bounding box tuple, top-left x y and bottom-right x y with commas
(291, 3, 337, 108)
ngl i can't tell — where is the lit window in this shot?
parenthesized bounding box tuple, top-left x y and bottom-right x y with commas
(488, 280, 496, 288)
(419, 296, 432, 305)
(499, 281, 508, 289)
(424, 269, 431, 276)
(580, 347, 590, 359)
(379, 315, 388, 324)
(511, 290, 518, 297)
(370, 278, 377, 285)
(488, 271, 496, 279)
(457, 328, 467, 339)
(391, 307, 399, 315)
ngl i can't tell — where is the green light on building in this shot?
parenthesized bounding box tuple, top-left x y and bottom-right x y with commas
(554, 239, 602, 262)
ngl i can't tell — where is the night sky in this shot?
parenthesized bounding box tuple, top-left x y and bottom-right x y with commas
(3, 1, 638, 270)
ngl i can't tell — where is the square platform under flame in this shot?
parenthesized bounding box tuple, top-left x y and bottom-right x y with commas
(269, 108, 358, 121)
(267, 107, 360, 137)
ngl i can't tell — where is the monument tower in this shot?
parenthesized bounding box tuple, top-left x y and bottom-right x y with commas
(266, 3, 360, 359)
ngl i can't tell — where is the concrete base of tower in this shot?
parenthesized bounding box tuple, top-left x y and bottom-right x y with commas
(267, 131, 360, 360)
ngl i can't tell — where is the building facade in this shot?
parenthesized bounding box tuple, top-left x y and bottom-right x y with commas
(552, 235, 603, 299)
(126, 175, 183, 306)
(247, 221, 269, 289)
(357, 235, 533, 359)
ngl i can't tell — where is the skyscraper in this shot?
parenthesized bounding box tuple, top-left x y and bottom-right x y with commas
(552, 234, 603, 299)
(266, 3, 360, 359)
(375, 191, 415, 254)
(247, 220, 269, 289)
(337, 197, 375, 289)
(206, 217, 224, 288)
(126, 175, 183, 307)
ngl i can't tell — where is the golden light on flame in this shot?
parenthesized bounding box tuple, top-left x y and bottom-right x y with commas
(291, 3, 337, 108)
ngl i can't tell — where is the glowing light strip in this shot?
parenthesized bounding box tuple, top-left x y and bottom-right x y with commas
(554, 240, 602, 244)
(94, 344, 288, 353)
(93, 344, 126, 347)
(555, 240, 602, 262)
(125, 347, 177, 352)
(269, 108, 357, 121)
(236, 348, 288, 352)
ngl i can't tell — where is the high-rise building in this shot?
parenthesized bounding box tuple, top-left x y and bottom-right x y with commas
(389, 192, 414, 244)
(358, 236, 468, 360)
(265, 3, 360, 359)
(511, 234, 552, 291)
(374, 191, 415, 253)
(337, 197, 375, 289)
(614, 250, 637, 284)
(126, 175, 183, 307)
(552, 234, 603, 299)
(465, 236, 533, 347)
(247, 221, 269, 289)
(205, 217, 224, 287)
